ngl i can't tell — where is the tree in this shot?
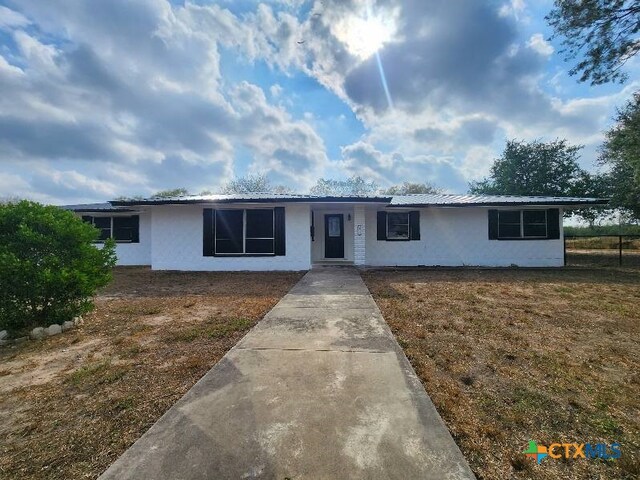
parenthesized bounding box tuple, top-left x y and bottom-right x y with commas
(469, 139, 602, 197)
(310, 176, 379, 196)
(546, 0, 640, 85)
(222, 174, 272, 194)
(599, 92, 640, 220)
(0, 201, 116, 332)
(382, 182, 441, 195)
(151, 188, 189, 198)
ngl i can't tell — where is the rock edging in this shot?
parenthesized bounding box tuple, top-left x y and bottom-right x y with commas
(0, 317, 83, 347)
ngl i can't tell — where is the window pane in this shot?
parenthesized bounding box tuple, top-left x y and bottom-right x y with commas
(499, 211, 520, 223)
(113, 217, 134, 242)
(328, 217, 341, 237)
(499, 224, 521, 238)
(93, 217, 111, 241)
(246, 209, 274, 238)
(246, 239, 274, 254)
(524, 224, 547, 237)
(93, 217, 111, 228)
(387, 213, 409, 239)
(523, 210, 546, 224)
(216, 210, 243, 253)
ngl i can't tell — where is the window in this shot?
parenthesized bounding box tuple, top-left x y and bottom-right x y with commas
(215, 209, 275, 255)
(498, 210, 547, 239)
(245, 209, 274, 254)
(327, 216, 341, 237)
(82, 215, 139, 243)
(387, 212, 410, 240)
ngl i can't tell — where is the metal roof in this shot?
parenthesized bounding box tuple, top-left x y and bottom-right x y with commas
(110, 193, 391, 206)
(388, 194, 608, 207)
(60, 202, 136, 212)
(63, 193, 608, 211)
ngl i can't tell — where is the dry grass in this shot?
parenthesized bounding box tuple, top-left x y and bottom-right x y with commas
(0, 267, 303, 480)
(362, 266, 640, 480)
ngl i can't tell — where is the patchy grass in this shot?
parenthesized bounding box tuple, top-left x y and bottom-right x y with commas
(0, 267, 303, 480)
(362, 267, 640, 480)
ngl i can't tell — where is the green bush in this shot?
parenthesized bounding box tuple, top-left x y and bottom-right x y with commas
(0, 201, 116, 333)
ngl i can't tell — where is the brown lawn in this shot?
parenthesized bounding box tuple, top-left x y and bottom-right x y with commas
(362, 266, 639, 480)
(0, 267, 303, 480)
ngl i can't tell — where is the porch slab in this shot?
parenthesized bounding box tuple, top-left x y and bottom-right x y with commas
(99, 267, 475, 480)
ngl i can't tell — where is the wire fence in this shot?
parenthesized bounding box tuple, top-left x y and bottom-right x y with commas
(564, 234, 640, 268)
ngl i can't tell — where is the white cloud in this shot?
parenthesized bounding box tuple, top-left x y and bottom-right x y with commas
(0, 0, 329, 202)
(0, 6, 29, 29)
(527, 33, 554, 56)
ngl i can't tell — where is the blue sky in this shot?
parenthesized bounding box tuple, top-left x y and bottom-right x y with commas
(0, 0, 637, 204)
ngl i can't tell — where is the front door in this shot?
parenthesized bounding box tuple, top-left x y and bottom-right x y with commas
(324, 214, 344, 258)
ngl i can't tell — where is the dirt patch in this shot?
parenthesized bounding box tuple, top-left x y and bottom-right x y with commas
(363, 267, 640, 480)
(0, 268, 304, 480)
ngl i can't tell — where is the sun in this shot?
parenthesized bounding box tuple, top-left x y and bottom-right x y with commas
(334, 7, 397, 60)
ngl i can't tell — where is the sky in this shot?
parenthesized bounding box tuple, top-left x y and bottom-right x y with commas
(0, 0, 637, 204)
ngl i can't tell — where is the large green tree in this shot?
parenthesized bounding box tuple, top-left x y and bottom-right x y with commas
(382, 182, 441, 195)
(599, 92, 640, 220)
(469, 139, 605, 202)
(222, 174, 273, 194)
(546, 0, 640, 85)
(310, 176, 379, 196)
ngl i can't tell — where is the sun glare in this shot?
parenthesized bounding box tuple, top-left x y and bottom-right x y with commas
(335, 7, 397, 60)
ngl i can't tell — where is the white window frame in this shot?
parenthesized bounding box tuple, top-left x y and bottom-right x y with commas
(386, 211, 410, 240)
(214, 208, 275, 255)
(498, 210, 547, 239)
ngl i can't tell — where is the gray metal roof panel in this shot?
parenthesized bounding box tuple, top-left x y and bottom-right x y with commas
(388, 194, 608, 207)
(60, 203, 136, 212)
(107, 193, 608, 207)
(110, 193, 392, 206)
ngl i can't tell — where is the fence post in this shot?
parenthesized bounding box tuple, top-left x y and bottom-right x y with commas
(619, 235, 623, 266)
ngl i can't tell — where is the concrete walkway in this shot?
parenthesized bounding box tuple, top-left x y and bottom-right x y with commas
(100, 267, 475, 479)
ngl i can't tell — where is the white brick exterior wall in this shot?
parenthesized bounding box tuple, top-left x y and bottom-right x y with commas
(353, 205, 366, 265)
(150, 203, 311, 271)
(365, 206, 564, 267)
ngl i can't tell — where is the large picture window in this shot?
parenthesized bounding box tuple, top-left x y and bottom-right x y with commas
(215, 209, 274, 255)
(498, 210, 547, 239)
(82, 215, 139, 243)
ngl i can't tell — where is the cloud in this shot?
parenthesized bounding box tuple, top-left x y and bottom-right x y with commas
(527, 33, 554, 56)
(0, 0, 633, 201)
(0, 0, 328, 202)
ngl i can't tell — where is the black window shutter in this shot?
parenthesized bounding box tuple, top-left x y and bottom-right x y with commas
(131, 215, 140, 243)
(274, 207, 286, 256)
(547, 208, 560, 239)
(409, 211, 420, 240)
(377, 211, 387, 240)
(203, 208, 215, 256)
(488, 210, 499, 240)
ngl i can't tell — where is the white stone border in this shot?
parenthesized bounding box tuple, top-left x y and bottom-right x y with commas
(0, 317, 83, 347)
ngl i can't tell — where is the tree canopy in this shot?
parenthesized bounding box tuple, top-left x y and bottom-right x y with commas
(151, 188, 190, 198)
(221, 174, 273, 194)
(546, 0, 640, 85)
(309, 176, 379, 196)
(599, 92, 640, 220)
(382, 182, 440, 195)
(469, 139, 606, 213)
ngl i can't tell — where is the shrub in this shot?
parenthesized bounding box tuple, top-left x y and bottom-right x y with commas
(0, 201, 116, 333)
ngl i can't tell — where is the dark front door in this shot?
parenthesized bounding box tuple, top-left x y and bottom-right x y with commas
(324, 214, 344, 258)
